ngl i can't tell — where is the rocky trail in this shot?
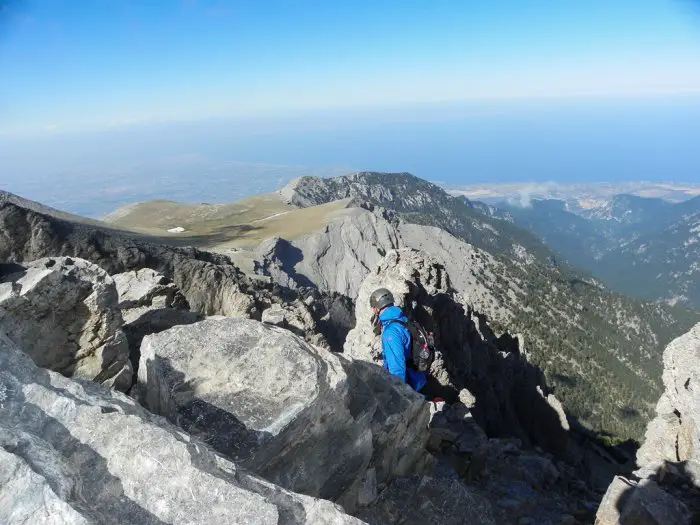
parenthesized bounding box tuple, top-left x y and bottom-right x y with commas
(1, 189, 699, 524)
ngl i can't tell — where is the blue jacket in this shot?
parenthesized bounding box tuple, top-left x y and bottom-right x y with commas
(379, 306, 427, 393)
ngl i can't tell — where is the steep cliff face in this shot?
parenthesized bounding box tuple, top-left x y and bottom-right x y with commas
(595, 323, 700, 524)
(635, 323, 700, 481)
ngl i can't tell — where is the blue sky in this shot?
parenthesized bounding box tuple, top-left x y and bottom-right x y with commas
(2, 0, 700, 135)
(2, 0, 700, 214)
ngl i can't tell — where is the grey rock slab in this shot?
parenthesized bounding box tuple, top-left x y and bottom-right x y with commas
(113, 268, 188, 310)
(138, 317, 430, 513)
(0, 257, 131, 391)
(0, 330, 365, 525)
(595, 476, 690, 525)
(261, 305, 287, 326)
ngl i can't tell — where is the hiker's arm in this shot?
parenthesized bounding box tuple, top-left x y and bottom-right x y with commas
(382, 330, 406, 381)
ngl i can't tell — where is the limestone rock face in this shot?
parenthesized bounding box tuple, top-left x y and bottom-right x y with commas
(137, 317, 431, 513)
(255, 207, 401, 299)
(345, 249, 570, 459)
(249, 206, 497, 320)
(344, 248, 450, 363)
(0, 257, 131, 391)
(595, 323, 700, 524)
(636, 323, 700, 480)
(0, 331, 365, 525)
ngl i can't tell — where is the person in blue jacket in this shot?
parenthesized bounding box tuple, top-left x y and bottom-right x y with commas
(369, 288, 427, 393)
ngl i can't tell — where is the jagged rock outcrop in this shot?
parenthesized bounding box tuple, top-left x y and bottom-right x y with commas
(0, 257, 132, 391)
(0, 194, 352, 351)
(595, 476, 691, 525)
(345, 249, 571, 460)
(0, 196, 259, 316)
(0, 331, 365, 525)
(113, 268, 189, 310)
(635, 323, 700, 481)
(595, 323, 700, 524)
(113, 268, 201, 382)
(137, 317, 431, 513)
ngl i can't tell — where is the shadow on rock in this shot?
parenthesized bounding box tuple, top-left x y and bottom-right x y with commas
(1, 367, 168, 524)
(409, 289, 571, 460)
(596, 461, 700, 524)
(145, 356, 273, 461)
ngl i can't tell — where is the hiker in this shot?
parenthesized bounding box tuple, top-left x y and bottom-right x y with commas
(370, 288, 429, 393)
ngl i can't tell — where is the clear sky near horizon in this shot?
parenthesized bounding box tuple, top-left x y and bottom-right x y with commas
(1, 0, 700, 215)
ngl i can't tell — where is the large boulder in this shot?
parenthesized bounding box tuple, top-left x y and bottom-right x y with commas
(137, 317, 431, 513)
(0, 330, 365, 525)
(0, 257, 131, 391)
(595, 323, 700, 524)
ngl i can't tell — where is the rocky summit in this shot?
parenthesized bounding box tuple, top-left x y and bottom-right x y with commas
(1, 185, 699, 524)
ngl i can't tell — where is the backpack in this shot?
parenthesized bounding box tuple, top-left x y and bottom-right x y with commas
(386, 319, 435, 372)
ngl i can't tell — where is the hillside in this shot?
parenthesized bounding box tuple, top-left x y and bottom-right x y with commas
(580, 193, 700, 226)
(103, 193, 353, 251)
(599, 210, 700, 307)
(498, 194, 700, 308)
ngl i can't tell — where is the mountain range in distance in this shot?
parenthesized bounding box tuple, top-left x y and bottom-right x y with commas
(446, 181, 700, 207)
(443, 181, 700, 310)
